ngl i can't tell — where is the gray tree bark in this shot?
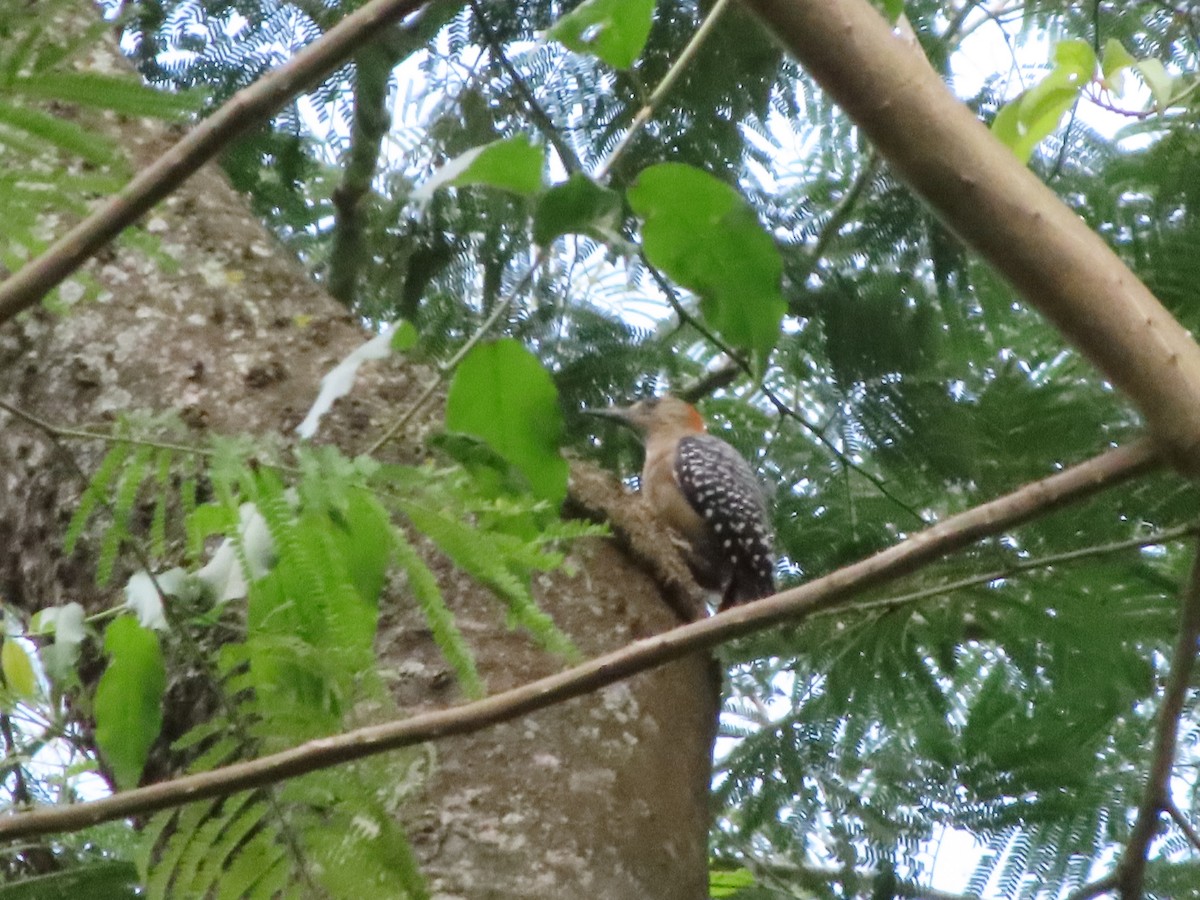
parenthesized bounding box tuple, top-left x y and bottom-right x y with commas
(0, 3, 718, 896)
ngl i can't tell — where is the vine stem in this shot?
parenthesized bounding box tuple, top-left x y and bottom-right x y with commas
(1116, 535, 1200, 898)
(0, 398, 215, 459)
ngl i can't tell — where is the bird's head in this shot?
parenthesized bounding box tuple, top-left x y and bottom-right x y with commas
(583, 395, 707, 438)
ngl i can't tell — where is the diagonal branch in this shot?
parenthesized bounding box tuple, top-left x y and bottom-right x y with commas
(740, 0, 1200, 472)
(0, 0, 432, 323)
(1165, 799, 1200, 855)
(470, 0, 583, 175)
(0, 438, 1159, 841)
(1116, 537, 1200, 898)
(1065, 874, 1120, 900)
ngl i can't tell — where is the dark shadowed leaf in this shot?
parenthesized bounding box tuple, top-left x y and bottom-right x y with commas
(534, 173, 622, 246)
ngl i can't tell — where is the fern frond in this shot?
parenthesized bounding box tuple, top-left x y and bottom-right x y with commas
(64, 443, 130, 555)
(142, 802, 212, 899)
(96, 445, 155, 585)
(150, 449, 173, 560)
(0, 100, 123, 167)
(392, 527, 484, 698)
(188, 794, 269, 899)
(401, 499, 579, 662)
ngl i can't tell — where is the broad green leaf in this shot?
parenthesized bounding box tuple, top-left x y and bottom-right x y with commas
(1100, 38, 1135, 93)
(413, 135, 545, 201)
(881, 0, 905, 21)
(533, 173, 622, 246)
(1053, 39, 1096, 78)
(1, 639, 37, 700)
(429, 432, 535, 498)
(548, 0, 654, 70)
(992, 40, 1094, 162)
(390, 319, 419, 352)
(628, 163, 785, 360)
(992, 72, 1081, 163)
(1135, 58, 1175, 110)
(446, 339, 568, 506)
(709, 866, 756, 897)
(94, 616, 165, 789)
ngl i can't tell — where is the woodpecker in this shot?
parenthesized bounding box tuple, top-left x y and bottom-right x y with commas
(588, 396, 775, 610)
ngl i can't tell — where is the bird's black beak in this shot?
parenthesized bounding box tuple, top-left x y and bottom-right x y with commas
(581, 405, 634, 427)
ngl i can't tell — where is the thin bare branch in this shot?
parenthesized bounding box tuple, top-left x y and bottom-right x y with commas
(0, 0, 430, 323)
(0, 439, 1159, 841)
(850, 521, 1200, 617)
(363, 251, 542, 454)
(643, 262, 928, 524)
(1165, 799, 1200, 855)
(1117, 538, 1200, 898)
(0, 398, 216, 459)
(470, 0, 582, 174)
(793, 150, 880, 287)
(1065, 874, 1119, 900)
(724, 855, 981, 900)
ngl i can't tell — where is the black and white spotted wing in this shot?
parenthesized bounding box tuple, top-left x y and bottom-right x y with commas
(674, 433, 775, 603)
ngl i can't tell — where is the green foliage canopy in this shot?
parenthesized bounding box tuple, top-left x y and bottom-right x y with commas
(4, 0, 1200, 897)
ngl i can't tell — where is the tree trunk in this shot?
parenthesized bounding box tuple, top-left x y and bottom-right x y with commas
(0, 3, 718, 896)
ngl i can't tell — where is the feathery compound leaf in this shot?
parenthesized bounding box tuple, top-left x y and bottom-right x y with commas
(14, 72, 205, 118)
(94, 616, 165, 790)
(401, 500, 579, 662)
(219, 841, 289, 900)
(143, 803, 215, 900)
(0, 100, 122, 167)
(181, 794, 265, 899)
(150, 448, 173, 559)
